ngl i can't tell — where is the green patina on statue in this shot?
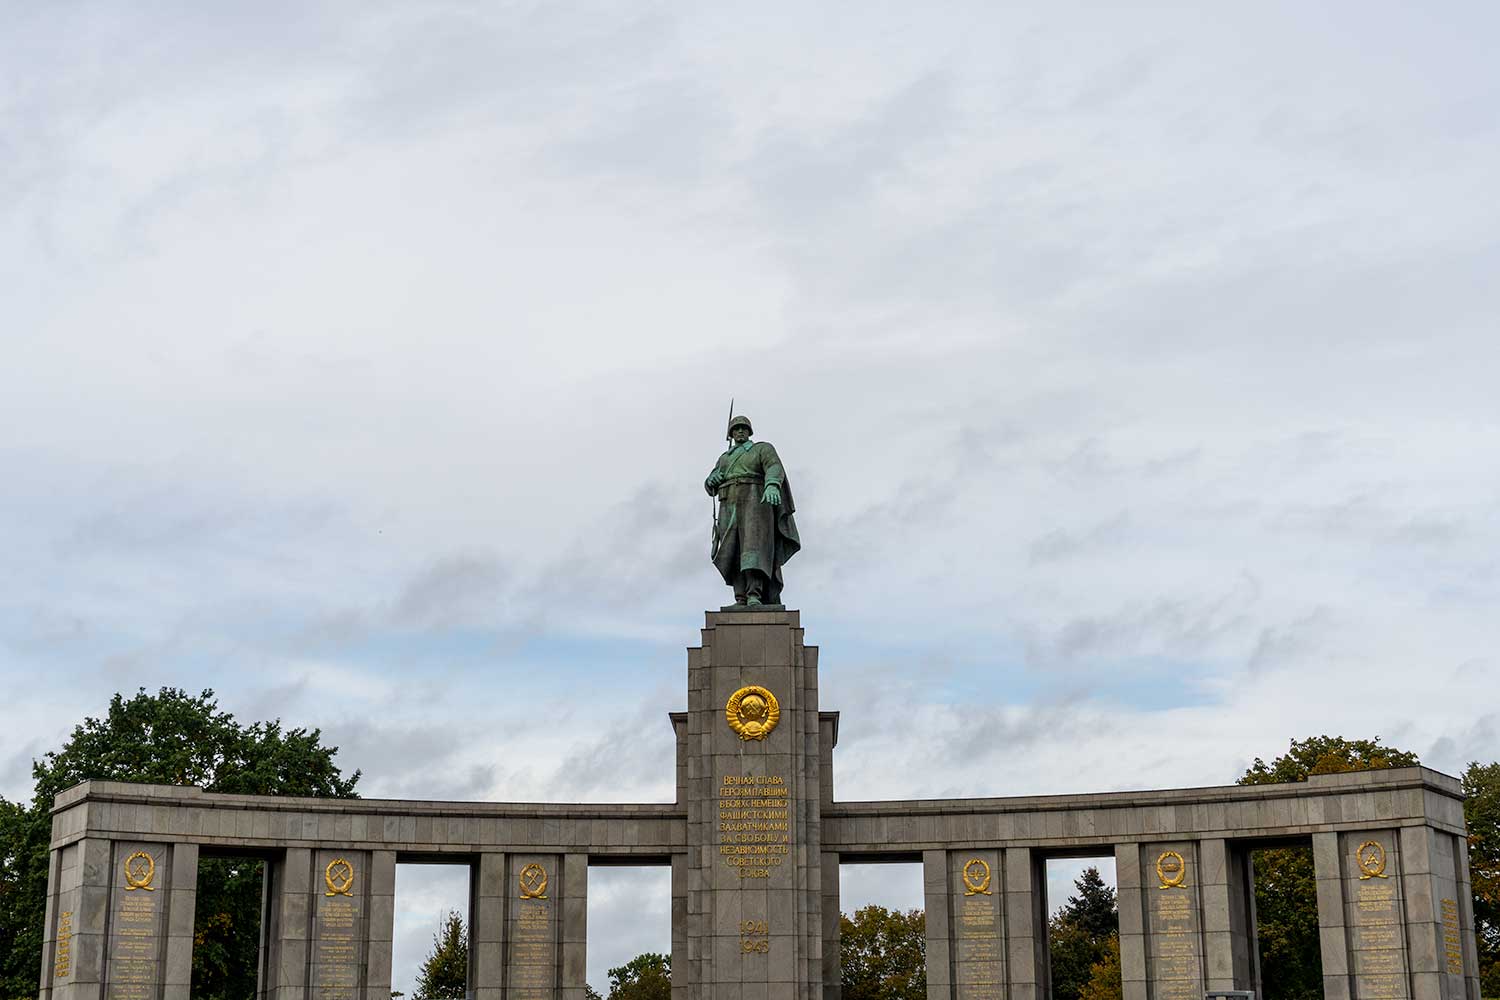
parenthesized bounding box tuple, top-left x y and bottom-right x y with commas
(705, 415, 801, 607)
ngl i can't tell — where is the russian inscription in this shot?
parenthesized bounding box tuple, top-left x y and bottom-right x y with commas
(1347, 836, 1408, 999)
(718, 774, 789, 880)
(107, 845, 166, 1000)
(509, 857, 558, 1000)
(313, 854, 361, 1000)
(952, 852, 1004, 1000)
(54, 909, 73, 980)
(1442, 897, 1463, 975)
(1145, 846, 1201, 1000)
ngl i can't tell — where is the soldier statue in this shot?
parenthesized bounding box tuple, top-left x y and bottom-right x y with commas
(705, 415, 801, 607)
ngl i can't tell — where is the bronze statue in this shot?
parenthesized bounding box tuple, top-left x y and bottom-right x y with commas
(705, 415, 801, 607)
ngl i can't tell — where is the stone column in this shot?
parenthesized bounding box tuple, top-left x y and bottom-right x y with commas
(263, 848, 381, 1000)
(946, 850, 1004, 1000)
(506, 853, 563, 1000)
(39, 846, 65, 1000)
(923, 850, 952, 1000)
(471, 853, 508, 1000)
(1138, 841, 1206, 1000)
(263, 847, 313, 1000)
(683, 609, 825, 1000)
(820, 852, 840, 1000)
(309, 848, 372, 1000)
(1198, 839, 1255, 990)
(672, 854, 693, 1000)
(562, 854, 589, 1000)
(1313, 831, 1353, 1000)
(1000, 848, 1046, 1000)
(1332, 827, 1410, 1000)
(1453, 836, 1482, 1000)
(42, 837, 113, 1000)
(366, 852, 396, 1000)
(1115, 843, 1147, 1000)
(163, 843, 200, 1000)
(1398, 826, 1471, 1000)
(68, 841, 198, 1000)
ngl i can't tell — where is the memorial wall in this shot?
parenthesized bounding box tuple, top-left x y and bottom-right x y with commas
(38, 610, 1482, 1000)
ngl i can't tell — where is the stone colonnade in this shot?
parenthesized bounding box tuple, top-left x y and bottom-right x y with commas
(39, 610, 1481, 1000)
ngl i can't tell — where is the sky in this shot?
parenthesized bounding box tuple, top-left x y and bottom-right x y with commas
(3, 0, 1498, 991)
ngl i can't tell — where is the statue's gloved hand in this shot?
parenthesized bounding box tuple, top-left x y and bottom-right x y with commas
(707, 469, 724, 487)
(761, 483, 781, 506)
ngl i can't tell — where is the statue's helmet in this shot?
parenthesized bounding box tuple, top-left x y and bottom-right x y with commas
(727, 414, 753, 439)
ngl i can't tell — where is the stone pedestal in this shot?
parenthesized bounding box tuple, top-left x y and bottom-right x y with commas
(678, 610, 825, 1000)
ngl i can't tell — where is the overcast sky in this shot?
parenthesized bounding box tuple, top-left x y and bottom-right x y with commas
(4, 0, 1498, 991)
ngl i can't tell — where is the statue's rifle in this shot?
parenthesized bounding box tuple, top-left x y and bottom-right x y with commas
(711, 398, 732, 558)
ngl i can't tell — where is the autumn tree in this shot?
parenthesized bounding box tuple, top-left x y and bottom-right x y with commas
(1048, 867, 1118, 1000)
(1076, 933, 1121, 1000)
(1464, 760, 1500, 994)
(0, 688, 360, 1000)
(1238, 735, 1420, 1000)
(413, 910, 468, 1000)
(840, 905, 925, 1000)
(602, 952, 670, 1000)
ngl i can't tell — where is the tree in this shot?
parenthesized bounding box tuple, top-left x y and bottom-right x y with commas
(840, 905, 925, 1000)
(413, 910, 468, 1000)
(603, 952, 670, 1000)
(1238, 735, 1420, 1000)
(1077, 933, 1121, 1000)
(1048, 867, 1118, 1000)
(0, 687, 359, 1000)
(1464, 761, 1500, 995)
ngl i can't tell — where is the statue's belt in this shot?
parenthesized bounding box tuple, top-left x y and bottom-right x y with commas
(717, 475, 768, 495)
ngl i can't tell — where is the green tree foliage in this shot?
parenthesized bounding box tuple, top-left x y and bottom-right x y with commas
(1048, 867, 1118, 1000)
(1238, 735, 1420, 1000)
(413, 910, 469, 1000)
(1077, 933, 1121, 1000)
(602, 952, 670, 1000)
(1240, 735, 1420, 786)
(0, 687, 359, 1000)
(1463, 760, 1500, 994)
(840, 905, 925, 1000)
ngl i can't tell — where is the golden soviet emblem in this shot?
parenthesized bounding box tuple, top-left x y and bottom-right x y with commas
(1156, 851, 1187, 890)
(123, 851, 156, 892)
(324, 858, 355, 897)
(519, 863, 549, 899)
(962, 859, 993, 896)
(1357, 840, 1389, 880)
(726, 685, 781, 741)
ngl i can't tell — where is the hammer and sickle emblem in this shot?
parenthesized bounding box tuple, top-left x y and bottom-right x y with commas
(1357, 840, 1388, 880)
(1156, 851, 1187, 890)
(519, 863, 549, 899)
(726, 686, 781, 741)
(324, 859, 355, 897)
(123, 851, 156, 891)
(962, 858, 993, 896)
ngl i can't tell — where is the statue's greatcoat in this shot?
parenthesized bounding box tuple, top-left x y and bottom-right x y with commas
(705, 440, 801, 603)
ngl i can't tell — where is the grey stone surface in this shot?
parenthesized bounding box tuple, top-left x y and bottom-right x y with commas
(41, 609, 1484, 1000)
(506, 854, 562, 1000)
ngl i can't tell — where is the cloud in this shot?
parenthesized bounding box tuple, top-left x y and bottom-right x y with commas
(2, 0, 1498, 899)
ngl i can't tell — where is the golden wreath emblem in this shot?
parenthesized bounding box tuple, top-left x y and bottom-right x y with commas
(324, 858, 355, 897)
(1156, 851, 1187, 890)
(519, 863, 549, 899)
(725, 685, 781, 741)
(1357, 840, 1388, 880)
(962, 858, 993, 896)
(123, 851, 156, 892)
